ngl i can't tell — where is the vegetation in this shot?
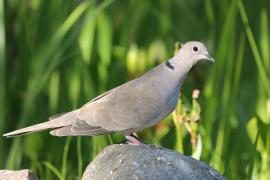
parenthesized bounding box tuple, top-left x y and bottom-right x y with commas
(1, 0, 269, 179)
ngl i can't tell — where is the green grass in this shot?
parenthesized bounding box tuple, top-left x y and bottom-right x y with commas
(0, 0, 6, 169)
(1, 0, 270, 179)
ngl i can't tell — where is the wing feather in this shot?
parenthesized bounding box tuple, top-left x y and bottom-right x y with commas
(77, 79, 164, 132)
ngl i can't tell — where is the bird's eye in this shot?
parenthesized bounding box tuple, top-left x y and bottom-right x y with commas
(193, 46, 198, 52)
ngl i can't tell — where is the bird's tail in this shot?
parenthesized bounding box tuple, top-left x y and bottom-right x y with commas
(3, 111, 75, 138)
(3, 120, 64, 138)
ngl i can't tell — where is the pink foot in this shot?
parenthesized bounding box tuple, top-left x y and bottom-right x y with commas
(125, 134, 143, 145)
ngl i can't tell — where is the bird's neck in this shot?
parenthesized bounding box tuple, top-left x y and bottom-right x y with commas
(143, 60, 189, 99)
(167, 55, 193, 75)
(165, 57, 191, 84)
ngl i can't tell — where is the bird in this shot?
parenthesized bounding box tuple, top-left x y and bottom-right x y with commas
(3, 41, 214, 144)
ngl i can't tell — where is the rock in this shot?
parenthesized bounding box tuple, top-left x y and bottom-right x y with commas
(82, 144, 225, 180)
(0, 169, 38, 180)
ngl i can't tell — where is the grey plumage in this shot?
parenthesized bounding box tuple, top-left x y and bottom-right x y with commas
(3, 41, 214, 138)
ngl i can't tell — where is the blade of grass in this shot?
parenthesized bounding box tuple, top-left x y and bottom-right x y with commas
(79, 0, 116, 64)
(238, 0, 270, 96)
(43, 161, 62, 180)
(264, 126, 270, 179)
(204, 0, 216, 42)
(0, 0, 5, 168)
(246, 128, 260, 180)
(204, 0, 215, 26)
(231, 34, 245, 99)
(35, 162, 45, 180)
(68, 62, 81, 108)
(106, 135, 113, 145)
(53, 1, 90, 45)
(61, 137, 71, 180)
(259, 9, 270, 69)
(97, 11, 113, 91)
(257, 8, 270, 124)
(77, 137, 83, 179)
(5, 139, 23, 169)
(97, 12, 112, 67)
(91, 136, 109, 160)
(49, 71, 60, 112)
(79, 6, 96, 64)
(172, 100, 184, 153)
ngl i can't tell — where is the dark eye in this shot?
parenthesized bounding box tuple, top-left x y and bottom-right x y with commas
(193, 46, 198, 52)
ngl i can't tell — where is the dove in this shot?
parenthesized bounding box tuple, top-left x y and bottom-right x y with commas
(3, 41, 214, 144)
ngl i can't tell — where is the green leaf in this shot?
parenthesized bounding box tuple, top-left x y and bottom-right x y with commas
(49, 71, 60, 112)
(97, 12, 112, 66)
(246, 117, 264, 153)
(79, 3, 96, 64)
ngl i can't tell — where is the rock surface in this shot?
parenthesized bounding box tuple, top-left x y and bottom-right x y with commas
(0, 169, 38, 180)
(82, 144, 225, 180)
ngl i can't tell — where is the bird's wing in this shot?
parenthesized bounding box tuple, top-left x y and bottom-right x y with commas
(76, 78, 164, 132)
(49, 119, 113, 136)
(48, 88, 115, 136)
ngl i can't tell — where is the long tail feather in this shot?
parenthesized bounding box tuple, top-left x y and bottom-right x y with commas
(3, 119, 67, 138)
(2, 111, 78, 138)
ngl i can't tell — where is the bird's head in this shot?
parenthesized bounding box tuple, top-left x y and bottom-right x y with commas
(168, 41, 214, 72)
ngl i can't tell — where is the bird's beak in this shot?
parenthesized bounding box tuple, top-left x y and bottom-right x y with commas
(203, 53, 215, 63)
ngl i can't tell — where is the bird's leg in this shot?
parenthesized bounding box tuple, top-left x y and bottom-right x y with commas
(125, 133, 143, 145)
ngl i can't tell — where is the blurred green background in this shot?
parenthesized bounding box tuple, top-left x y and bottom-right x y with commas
(0, 0, 270, 179)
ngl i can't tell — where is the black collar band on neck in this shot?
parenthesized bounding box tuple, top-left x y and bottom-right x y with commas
(165, 60, 175, 70)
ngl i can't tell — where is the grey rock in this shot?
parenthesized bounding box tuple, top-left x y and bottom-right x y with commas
(0, 169, 38, 180)
(82, 144, 225, 180)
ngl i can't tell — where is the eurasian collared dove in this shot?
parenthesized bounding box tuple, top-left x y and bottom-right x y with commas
(3, 41, 214, 144)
